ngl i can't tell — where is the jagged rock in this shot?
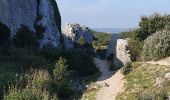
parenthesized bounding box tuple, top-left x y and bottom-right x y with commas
(107, 34, 131, 69)
(0, 0, 61, 48)
(62, 23, 93, 48)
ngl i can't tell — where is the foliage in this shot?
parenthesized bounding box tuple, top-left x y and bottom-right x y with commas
(40, 48, 98, 76)
(4, 88, 45, 100)
(121, 62, 133, 75)
(143, 30, 170, 61)
(91, 30, 111, 49)
(52, 57, 72, 97)
(4, 69, 55, 100)
(138, 13, 170, 40)
(127, 38, 143, 61)
(13, 25, 39, 48)
(0, 22, 11, 45)
(121, 13, 170, 61)
(78, 36, 86, 45)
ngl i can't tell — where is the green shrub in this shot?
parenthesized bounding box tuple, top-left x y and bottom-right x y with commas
(4, 88, 44, 100)
(138, 13, 170, 40)
(52, 57, 72, 97)
(13, 25, 39, 48)
(143, 30, 170, 61)
(3, 69, 55, 100)
(121, 63, 132, 75)
(127, 38, 143, 61)
(0, 22, 11, 45)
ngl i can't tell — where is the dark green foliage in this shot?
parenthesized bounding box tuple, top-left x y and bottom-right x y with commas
(34, 24, 46, 40)
(138, 13, 168, 40)
(40, 48, 98, 76)
(121, 13, 170, 61)
(0, 22, 11, 45)
(13, 25, 39, 48)
(121, 63, 132, 75)
(127, 38, 143, 61)
(92, 30, 111, 48)
(52, 57, 72, 97)
(121, 13, 170, 41)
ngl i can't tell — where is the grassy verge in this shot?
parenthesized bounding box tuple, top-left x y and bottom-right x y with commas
(117, 62, 170, 100)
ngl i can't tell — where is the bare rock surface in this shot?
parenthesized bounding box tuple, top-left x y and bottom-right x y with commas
(62, 23, 93, 48)
(0, 0, 61, 47)
(107, 34, 131, 68)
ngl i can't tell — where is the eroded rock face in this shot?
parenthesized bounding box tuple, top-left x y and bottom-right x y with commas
(0, 0, 61, 48)
(0, 0, 37, 35)
(62, 23, 93, 48)
(107, 34, 131, 69)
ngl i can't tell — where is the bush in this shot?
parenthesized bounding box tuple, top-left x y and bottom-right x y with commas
(121, 63, 132, 75)
(4, 87, 46, 100)
(13, 25, 39, 48)
(143, 30, 170, 61)
(52, 57, 72, 97)
(127, 38, 143, 61)
(4, 69, 56, 100)
(0, 22, 11, 45)
(138, 13, 170, 40)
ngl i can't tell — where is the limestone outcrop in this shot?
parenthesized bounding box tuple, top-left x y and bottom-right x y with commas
(0, 0, 61, 48)
(62, 23, 93, 48)
(107, 34, 131, 69)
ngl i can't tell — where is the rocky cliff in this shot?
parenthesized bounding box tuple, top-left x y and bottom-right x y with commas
(62, 23, 93, 48)
(0, 0, 61, 48)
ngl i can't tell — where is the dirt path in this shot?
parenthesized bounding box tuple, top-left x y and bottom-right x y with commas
(147, 57, 170, 66)
(94, 58, 125, 100)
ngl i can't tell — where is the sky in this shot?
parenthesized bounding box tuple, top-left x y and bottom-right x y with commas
(57, 0, 170, 28)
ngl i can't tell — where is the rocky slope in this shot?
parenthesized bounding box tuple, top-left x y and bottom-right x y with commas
(62, 23, 93, 48)
(0, 0, 61, 47)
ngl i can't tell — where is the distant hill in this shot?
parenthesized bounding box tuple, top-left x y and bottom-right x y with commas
(93, 28, 129, 34)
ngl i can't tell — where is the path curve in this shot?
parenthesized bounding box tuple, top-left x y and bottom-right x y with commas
(94, 58, 125, 100)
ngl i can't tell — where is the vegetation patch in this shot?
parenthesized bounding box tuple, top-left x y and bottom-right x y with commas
(13, 25, 39, 48)
(143, 30, 170, 61)
(116, 62, 170, 100)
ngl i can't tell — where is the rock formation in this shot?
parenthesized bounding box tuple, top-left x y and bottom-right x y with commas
(107, 34, 131, 69)
(62, 23, 93, 48)
(0, 0, 61, 48)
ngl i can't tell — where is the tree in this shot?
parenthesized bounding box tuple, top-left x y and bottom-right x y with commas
(0, 22, 10, 44)
(52, 57, 71, 97)
(13, 25, 39, 48)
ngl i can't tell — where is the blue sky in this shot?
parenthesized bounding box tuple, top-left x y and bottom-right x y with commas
(57, 0, 170, 28)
